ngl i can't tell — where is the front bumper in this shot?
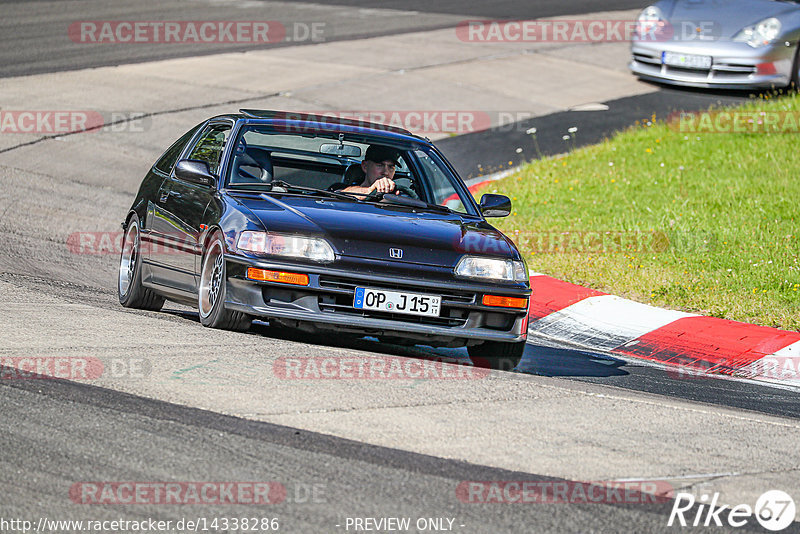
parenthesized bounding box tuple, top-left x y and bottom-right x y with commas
(630, 40, 796, 89)
(223, 254, 530, 346)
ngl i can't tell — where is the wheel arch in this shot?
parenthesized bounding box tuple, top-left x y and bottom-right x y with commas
(201, 225, 226, 252)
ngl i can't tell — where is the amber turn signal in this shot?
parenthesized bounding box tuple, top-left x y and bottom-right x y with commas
(247, 268, 309, 286)
(482, 295, 528, 309)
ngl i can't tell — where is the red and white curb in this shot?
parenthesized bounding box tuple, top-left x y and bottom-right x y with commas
(526, 274, 800, 390)
(466, 175, 800, 388)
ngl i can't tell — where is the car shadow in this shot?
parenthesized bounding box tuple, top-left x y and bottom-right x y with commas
(515, 344, 629, 378)
(639, 78, 792, 100)
(248, 320, 478, 367)
(246, 319, 631, 377)
(165, 308, 438, 356)
(163, 308, 629, 377)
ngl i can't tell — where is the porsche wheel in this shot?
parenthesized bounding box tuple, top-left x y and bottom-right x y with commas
(792, 45, 800, 89)
(118, 215, 164, 311)
(198, 232, 252, 331)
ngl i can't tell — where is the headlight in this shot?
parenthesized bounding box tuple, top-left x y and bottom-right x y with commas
(455, 256, 528, 282)
(635, 5, 667, 40)
(237, 231, 335, 263)
(734, 17, 781, 48)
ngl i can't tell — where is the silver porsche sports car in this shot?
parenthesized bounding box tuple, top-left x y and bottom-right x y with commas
(630, 0, 800, 89)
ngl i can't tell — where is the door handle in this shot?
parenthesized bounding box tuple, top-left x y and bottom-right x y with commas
(159, 190, 182, 202)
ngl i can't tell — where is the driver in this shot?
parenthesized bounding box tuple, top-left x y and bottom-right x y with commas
(342, 145, 401, 196)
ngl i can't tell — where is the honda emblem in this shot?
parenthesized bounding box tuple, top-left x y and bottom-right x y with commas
(389, 248, 403, 259)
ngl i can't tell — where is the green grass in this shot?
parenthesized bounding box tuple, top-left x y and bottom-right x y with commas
(485, 92, 800, 330)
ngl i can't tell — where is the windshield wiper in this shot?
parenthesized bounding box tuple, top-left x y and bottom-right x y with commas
(414, 201, 457, 214)
(373, 193, 457, 214)
(266, 180, 361, 202)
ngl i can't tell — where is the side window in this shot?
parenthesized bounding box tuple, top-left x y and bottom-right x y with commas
(153, 124, 202, 174)
(186, 124, 232, 176)
(414, 149, 468, 213)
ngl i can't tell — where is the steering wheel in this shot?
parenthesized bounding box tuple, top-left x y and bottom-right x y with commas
(364, 183, 419, 201)
(363, 188, 384, 201)
(395, 184, 419, 199)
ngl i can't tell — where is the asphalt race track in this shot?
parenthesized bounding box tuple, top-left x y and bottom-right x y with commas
(0, 0, 646, 78)
(0, 377, 710, 533)
(1, 2, 799, 533)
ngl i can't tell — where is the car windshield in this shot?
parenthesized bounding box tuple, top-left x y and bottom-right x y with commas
(224, 125, 477, 215)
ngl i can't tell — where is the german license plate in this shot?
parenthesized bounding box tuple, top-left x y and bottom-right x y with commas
(662, 51, 712, 69)
(354, 287, 441, 317)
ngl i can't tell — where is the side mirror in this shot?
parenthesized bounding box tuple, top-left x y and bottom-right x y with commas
(174, 159, 216, 187)
(479, 194, 512, 217)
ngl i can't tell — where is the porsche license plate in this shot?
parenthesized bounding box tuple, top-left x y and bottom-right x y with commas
(662, 51, 712, 69)
(354, 287, 441, 317)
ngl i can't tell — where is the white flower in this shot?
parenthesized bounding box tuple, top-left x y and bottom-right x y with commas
(515, 147, 523, 153)
(526, 127, 537, 135)
(568, 127, 578, 133)
(562, 135, 570, 141)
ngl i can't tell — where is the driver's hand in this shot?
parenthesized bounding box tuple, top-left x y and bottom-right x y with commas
(369, 178, 397, 194)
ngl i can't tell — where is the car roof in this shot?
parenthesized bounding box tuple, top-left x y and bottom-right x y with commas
(219, 109, 430, 145)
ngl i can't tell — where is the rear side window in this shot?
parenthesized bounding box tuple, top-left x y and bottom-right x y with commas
(153, 124, 202, 174)
(187, 123, 232, 176)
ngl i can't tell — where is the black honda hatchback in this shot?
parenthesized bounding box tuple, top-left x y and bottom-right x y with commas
(119, 110, 531, 368)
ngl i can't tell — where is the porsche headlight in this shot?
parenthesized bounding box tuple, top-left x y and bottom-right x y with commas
(635, 5, 667, 40)
(455, 256, 528, 282)
(237, 231, 335, 263)
(734, 17, 781, 48)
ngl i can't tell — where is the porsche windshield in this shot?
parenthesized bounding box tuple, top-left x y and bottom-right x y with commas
(224, 126, 477, 215)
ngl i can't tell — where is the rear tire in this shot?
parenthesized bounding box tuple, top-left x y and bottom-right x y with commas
(118, 215, 165, 311)
(468, 340, 525, 370)
(198, 232, 252, 332)
(791, 45, 800, 89)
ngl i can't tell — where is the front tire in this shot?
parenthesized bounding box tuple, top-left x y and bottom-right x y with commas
(468, 340, 526, 370)
(198, 232, 252, 332)
(118, 215, 165, 311)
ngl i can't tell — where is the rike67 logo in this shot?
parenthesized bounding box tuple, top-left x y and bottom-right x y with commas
(668, 490, 796, 531)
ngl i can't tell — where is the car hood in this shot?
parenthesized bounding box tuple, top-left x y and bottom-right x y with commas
(231, 193, 516, 267)
(664, 0, 798, 39)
